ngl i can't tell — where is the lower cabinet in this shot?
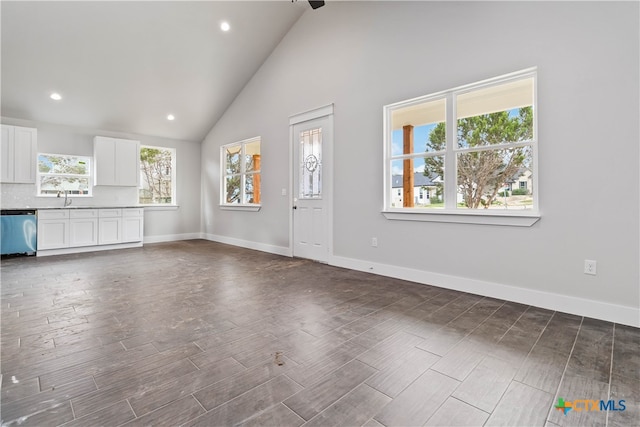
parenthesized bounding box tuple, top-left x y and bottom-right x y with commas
(122, 208, 144, 242)
(70, 209, 98, 247)
(98, 209, 122, 245)
(37, 208, 143, 255)
(38, 210, 70, 250)
(98, 208, 144, 244)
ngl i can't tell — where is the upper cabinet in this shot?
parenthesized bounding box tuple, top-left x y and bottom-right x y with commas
(1, 125, 37, 184)
(94, 136, 140, 186)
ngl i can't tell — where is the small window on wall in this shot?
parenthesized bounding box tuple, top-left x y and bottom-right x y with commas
(37, 154, 92, 197)
(139, 146, 176, 205)
(383, 68, 538, 226)
(221, 137, 261, 209)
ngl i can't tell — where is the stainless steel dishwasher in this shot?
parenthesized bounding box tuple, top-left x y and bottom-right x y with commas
(1, 209, 37, 257)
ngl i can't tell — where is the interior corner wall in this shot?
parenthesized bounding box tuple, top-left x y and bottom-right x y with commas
(0, 117, 202, 242)
(201, 1, 640, 326)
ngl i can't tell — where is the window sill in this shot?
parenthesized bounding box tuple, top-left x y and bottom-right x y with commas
(382, 209, 540, 227)
(139, 205, 179, 211)
(37, 195, 93, 198)
(220, 205, 261, 212)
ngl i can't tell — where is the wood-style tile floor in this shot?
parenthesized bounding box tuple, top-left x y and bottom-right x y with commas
(1, 240, 638, 426)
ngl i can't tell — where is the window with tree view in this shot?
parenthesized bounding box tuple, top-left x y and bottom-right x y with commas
(385, 69, 537, 215)
(139, 146, 175, 205)
(222, 137, 261, 206)
(37, 154, 92, 196)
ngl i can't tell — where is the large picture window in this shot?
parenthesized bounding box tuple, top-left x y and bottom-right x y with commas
(221, 137, 261, 207)
(139, 146, 175, 205)
(37, 153, 92, 197)
(384, 69, 538, 223)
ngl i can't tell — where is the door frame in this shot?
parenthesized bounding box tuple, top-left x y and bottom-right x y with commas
(288, 103, 334, 260)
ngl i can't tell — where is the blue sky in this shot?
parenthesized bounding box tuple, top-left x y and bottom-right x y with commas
(391, 122, 439, 175)
(391, 107, 525, 163)
(391, 122, 439, 157)
(38, 154, 89, 174)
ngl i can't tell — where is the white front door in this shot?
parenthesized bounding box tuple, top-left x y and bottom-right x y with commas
(291, 108, 333, 262)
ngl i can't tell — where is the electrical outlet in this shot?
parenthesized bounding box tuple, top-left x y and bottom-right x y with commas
(281, 188, 287, 196)
(371, 237, 378, 247)
(584, 260, 597, 275)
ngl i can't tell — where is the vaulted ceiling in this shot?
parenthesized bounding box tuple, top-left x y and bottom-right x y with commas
(1, 1, 308, 142)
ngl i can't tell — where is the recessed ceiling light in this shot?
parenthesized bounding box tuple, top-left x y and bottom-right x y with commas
(167, 114, 175, 121)
(50, 93, 62, 101)
(220, 21, 230, 32)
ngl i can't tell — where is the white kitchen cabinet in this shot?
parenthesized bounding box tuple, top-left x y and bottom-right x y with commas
(122, 208, 144, 243)
(1, 125, 37, 184)
(98, 209, 122, 245)
(94, 136, 140, 186)
(69, 209, 98, 247)
(37, 210, 70, 250)
(37, 208, 143, 255)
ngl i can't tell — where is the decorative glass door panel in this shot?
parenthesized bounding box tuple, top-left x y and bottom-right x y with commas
(291, 106, 332, 263)
(299, 128, 322, 199)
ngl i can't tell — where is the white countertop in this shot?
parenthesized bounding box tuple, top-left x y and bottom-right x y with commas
(39, 206, 143, 209)
(3, 206, 143, 210)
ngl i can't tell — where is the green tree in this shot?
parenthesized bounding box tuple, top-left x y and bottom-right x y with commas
(425, 107, 532, 209)
(224, 148, 241, 203)
(423, 124, 446, 203)
(140, 148, 172, 203)
(225, 176, 241, 203)
(37, 155, 89, 192)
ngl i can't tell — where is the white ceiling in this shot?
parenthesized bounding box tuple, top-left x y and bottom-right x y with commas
(1, 1, 308, 142)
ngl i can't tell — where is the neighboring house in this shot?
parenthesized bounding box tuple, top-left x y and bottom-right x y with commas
(392, 168, 532, 208)
(391, 172, 442, 207)
(40, 179, 89, 195)
(507, 168, 533, 194)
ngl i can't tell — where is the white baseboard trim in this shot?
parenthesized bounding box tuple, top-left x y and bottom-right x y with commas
(37, 241, 143, 257)
(144, 233, 203, 244)
(331, 255, 640, 328)
(138, 234, 639, 327)
(203, 233, 290, 257)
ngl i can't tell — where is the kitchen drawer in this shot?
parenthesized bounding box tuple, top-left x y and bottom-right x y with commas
(38, 209, 69, 220)
(99, 209, 122, 218)
(70, 209, 98, 219)
(123, 208, 144, 217)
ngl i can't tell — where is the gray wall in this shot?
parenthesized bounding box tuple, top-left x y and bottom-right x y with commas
(1, 117, 202, 241)
(201, 1, 639, 324)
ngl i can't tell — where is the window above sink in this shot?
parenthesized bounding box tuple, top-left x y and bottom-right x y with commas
(37, 153, 92, 197)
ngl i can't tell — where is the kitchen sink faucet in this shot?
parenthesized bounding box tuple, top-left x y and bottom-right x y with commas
(57, 190, 72, 207)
